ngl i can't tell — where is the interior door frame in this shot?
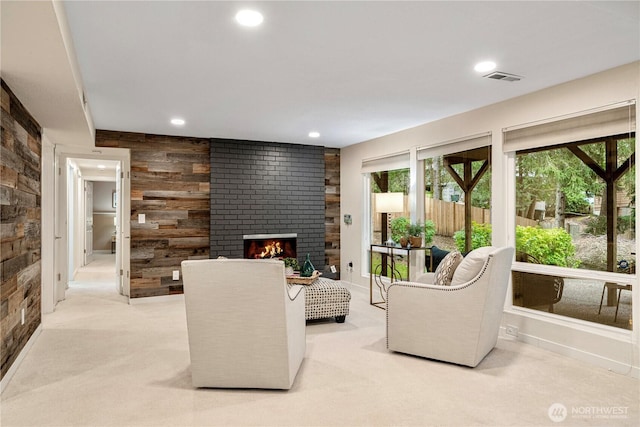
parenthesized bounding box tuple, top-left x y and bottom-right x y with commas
(83, 180, 94, 265)
(54, 146, 131, 303)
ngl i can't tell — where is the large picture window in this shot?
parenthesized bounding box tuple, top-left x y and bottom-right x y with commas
(514, 136, 635, 273)
(506, 102, 635, 330)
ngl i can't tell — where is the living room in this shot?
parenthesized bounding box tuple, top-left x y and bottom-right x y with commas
(1, 1, 639, 425)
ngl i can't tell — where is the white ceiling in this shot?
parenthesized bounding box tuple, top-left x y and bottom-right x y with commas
(72, 157, 119, 179)
(1, 0, 94, 147)
(3, 1, 640, 149)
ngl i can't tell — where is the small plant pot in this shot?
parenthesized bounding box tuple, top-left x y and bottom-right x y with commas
(409, 236, 422, 248)
(399, 237, 409, 248)
(285, 267, 294, 276)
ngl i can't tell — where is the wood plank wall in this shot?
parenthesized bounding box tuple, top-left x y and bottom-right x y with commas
(324, 148, 340, 276)
(1, 80, 42, 380)
(96, 131, 210, 298)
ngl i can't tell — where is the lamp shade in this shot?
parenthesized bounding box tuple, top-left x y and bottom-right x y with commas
(375, 192, 404, 213)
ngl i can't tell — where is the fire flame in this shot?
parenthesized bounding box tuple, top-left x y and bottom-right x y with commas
(259, 241, 283, 258)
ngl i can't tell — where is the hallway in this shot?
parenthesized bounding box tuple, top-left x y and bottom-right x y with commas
(67, 253, 126, 304)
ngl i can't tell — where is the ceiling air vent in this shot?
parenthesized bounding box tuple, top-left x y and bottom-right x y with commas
(484, 71, 522, 82)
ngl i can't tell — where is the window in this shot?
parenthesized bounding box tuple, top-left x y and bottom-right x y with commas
(506, 102, 635, 329)
(514, 136, 635, 273)
(421, 146, 492, 270)
(369, 168, 409, 279)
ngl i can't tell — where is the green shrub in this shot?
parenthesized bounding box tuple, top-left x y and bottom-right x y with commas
(454, 222, 579, 268)
(515, 225, 579, 267)
(423, 220, 436, 246)
(454, 222, 492, 252)
(390, 217, 410, 243)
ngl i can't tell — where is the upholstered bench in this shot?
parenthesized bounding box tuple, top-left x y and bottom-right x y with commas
(300, 278, 351, 323)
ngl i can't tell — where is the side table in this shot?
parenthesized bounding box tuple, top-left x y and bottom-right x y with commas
(369, 244, 431, 309)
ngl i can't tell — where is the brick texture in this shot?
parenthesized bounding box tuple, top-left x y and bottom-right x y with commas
(210, 139, 326, 269)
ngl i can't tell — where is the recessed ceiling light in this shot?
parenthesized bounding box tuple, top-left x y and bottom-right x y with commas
(170, 118, 185, 126)
(235, 9, 263, 27)
(308, 131, 320, 138)
(474, 61, 497, 73)
(97, 164, 106, 170)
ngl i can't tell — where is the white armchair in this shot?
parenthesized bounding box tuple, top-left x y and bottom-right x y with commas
(181, 258, 306, 389)
(386, 246, 514, 367)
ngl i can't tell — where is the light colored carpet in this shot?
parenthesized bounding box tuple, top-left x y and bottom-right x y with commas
(1, 255, 638, 426)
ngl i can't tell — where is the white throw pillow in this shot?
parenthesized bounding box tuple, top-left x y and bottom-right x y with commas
(450, 246, 496, 286)
(432, 251, 463, 286)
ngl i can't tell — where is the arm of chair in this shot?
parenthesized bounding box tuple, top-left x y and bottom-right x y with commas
(386, 282, 485, 360)
(412, 272, 435, 284)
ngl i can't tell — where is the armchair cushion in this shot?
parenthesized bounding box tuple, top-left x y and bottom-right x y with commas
(451, 246, 496, 286)
(432, 251, 463, 286)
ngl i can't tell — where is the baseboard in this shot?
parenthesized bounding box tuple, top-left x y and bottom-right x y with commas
(128, 293, 184, 305)
(500, 326, 638, 378)
(0, 324, 43, 394)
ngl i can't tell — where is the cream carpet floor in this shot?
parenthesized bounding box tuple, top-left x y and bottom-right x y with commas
(1, 255, 638, 426)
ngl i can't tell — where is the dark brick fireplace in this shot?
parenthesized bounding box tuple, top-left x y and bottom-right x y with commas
(210, 139, 325, 269)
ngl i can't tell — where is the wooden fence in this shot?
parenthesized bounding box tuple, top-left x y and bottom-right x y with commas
(374, 196, 538, 236)
(425, 198, 489, 237)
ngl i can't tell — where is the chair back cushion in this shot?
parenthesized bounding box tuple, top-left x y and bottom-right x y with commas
(450, 246, 496, 286)
(181, 258, 305, 389)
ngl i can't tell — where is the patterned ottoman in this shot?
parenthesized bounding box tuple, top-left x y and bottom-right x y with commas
(302, 278, 351, 323)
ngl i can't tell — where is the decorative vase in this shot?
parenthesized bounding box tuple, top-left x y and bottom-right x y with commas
(300, 253, 315, 277)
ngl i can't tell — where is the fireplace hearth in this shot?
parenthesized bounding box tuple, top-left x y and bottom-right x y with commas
(243, 233, 297, 260)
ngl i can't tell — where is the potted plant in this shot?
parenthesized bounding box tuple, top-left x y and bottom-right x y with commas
(390, 216, 411, 247)
(407, 220, 436, 248)
(407, 222, 424, 248)
(283, 257, 300, 276)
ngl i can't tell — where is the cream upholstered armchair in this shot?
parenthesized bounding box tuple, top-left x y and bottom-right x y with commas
(181, 258, 306, 389)
(386, 246, 514, 367)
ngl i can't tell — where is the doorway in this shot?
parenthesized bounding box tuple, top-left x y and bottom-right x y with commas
(51, 146, 131, 309)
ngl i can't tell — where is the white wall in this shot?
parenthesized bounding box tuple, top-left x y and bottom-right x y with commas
(92, 181, 116, 251)
(93, 181, 116, 212)
(40, 134, 55, 314)
(340, 62, 639, 375)
(67, 161, 84, 278)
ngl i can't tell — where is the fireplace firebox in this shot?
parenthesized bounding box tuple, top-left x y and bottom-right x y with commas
(243, 233, 297, 260)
